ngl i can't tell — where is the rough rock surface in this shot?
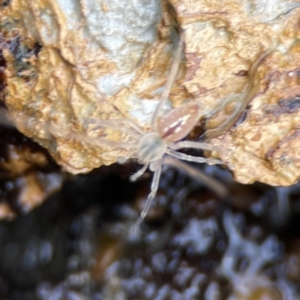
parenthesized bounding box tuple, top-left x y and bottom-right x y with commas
(171, 0, 300, 186)
(1, 0, 300, 185)
(2, 0, 178, 173)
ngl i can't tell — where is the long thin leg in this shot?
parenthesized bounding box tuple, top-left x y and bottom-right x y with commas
(166, 149, 222, 165)
(170, 141, 222, 152)
(141, 163, 162, 219)
(88, 118, 144, 138)
(163, 156, 228, 198)
(8, 111, 138, 151)
(135, 160, 162, 230)
(90, 137, 137, 150)
(205, 49, 274, 140)
(118, 149, 138, 164)
(130, 163, 149, 182)
(123, 119, 145, 135)
(203, 95, 243, 140)
(91, 123, 140, 140)
(151, 34, 184, 131)
(57, 127, 138, 150)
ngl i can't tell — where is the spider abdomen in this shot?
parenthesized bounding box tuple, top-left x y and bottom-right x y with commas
(157, 103, 201, 143)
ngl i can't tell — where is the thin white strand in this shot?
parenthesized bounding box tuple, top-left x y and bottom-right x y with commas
(118, 149, 138, 164)
(91, 124, 140, 140)
(95, 139, 136, 149)
(124, 119, 145, 135)
(141, 164, 162, 219)
(151, 35, 184, 131)
(166, 149, 222, 165)
(170, 141, 222, 152)
(135, 161, 162, 230)
(163, 156, 228, 199)
(65, 130, 137, 150)
(205, 49, 275, 140)
(87, 118, 144, 138)
(130, 163, 149, 182)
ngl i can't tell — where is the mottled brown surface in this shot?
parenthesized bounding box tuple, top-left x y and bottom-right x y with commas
(1, 0, 300, 186)
(169, 0, 300, 186)
(1, 0, 183, 174)
(211, 49, 300, 185)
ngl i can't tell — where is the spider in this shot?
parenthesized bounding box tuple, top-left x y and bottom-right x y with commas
(1, 33, 225, 228)
(87, 34, 224, 227)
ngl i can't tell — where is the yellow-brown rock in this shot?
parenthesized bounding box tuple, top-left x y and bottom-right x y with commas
(1, 0, 300, 185)
(210, 42, 300, 185)
(171, 0, 300, 186)
(2, 0, 182, 174)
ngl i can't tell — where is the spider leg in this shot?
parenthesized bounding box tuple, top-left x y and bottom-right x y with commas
(205, 50, 274, 140)
(141, 162, 162, 219)
(5, 111, 137, 150)
(88, 118, 144, 139)
(130, 163, 149, 182)
(151, 34, 184, 131)
(170, 141, 222, 152)
(123, 119, 145, 135)
(92, 138, 136, 149)
(204, 97, 243, 140)
(135, 159, 162, 230)
(61, 129, 138, 150)
(118, 149, 138, 164)
(166, 149, 222, 165)
(163, 156, 228, 198)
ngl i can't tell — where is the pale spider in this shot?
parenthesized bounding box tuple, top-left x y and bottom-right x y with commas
(1, 34, 224, 227)
(87, 35, 223, 227)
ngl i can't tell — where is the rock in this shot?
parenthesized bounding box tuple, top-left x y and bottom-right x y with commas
(1, 0, 300, 185)
(171, 0, 300, 186)
(2, 0, 180, 173)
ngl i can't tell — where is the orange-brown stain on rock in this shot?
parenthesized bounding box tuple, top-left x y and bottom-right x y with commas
(250, 132, 261, 142)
